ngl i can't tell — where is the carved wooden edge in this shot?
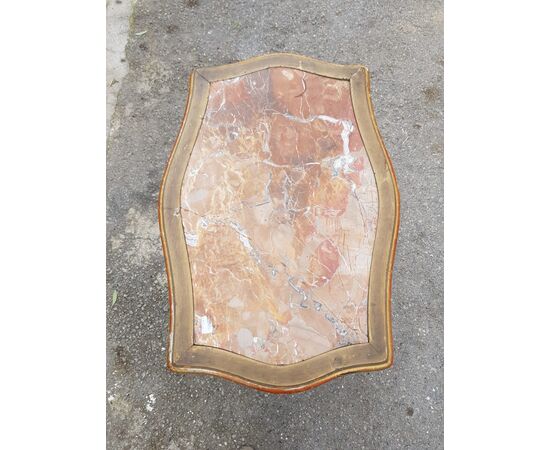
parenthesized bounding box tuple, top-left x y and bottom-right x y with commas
(158, 52, 400, 394)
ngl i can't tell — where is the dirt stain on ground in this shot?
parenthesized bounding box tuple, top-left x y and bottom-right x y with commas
(113, 345, 131, 373)
(422, 86, 441, 104)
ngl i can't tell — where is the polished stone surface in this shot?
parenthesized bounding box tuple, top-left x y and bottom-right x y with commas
(180, 68, 378, 364)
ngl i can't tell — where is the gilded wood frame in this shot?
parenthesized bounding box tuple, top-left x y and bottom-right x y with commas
(158, 53, 400, 393)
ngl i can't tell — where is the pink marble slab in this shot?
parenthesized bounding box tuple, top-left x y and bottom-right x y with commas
(180, 67, 378, 365)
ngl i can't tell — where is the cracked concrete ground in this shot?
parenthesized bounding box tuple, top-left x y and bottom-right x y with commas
(107, 0, 443, 448)
(107, 0, 134, 134)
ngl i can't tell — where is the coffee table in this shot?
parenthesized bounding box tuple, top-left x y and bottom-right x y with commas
(159, 53, 399, 393)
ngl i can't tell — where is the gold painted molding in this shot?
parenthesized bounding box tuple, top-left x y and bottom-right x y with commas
(158, 53, 400, 393)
